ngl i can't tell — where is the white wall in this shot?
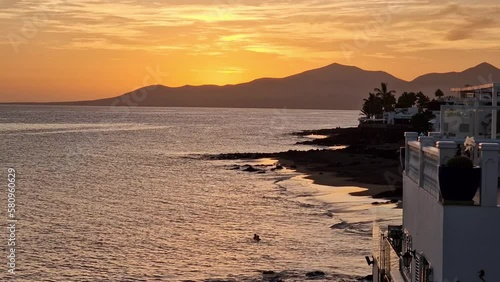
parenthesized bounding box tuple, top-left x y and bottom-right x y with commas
(404, 174, 500, 281)
(442, 206, 500, 281)
(403, 175, 444, 281)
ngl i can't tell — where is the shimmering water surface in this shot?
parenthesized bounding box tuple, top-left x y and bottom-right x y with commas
(0, 106, 399, 281)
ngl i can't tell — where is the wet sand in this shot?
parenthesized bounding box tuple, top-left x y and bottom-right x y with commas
(275, 150, 402, 199)
(211, 148, 402, 200)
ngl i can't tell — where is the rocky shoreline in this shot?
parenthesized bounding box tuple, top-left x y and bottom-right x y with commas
(207, 127, 406, 200)
(198, 270, 371, 282)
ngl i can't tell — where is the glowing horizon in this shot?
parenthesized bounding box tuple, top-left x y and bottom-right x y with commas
(1, 0, 499, 102)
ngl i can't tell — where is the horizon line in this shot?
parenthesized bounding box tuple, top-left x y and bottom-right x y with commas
(2, 61, 497, 104)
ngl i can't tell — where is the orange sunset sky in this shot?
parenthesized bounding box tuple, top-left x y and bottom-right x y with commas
(1, 0, 499, 102)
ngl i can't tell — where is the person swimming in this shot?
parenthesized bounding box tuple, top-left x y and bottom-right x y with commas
(253, 234, 261, 242)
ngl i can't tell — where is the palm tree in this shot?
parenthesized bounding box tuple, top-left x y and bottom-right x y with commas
(435, 89, 444, 99)
(362, 93, 383, 119)
(374, 82, 396, 112)
(396, 92, 418, 108)
(416, 91, 430, 110)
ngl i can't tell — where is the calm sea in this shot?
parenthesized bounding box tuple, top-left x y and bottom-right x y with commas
(0, 106, 398, 281)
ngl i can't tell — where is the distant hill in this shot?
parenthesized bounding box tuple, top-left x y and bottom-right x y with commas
(47, 62, 500, 110)
(408, 62, 500, 94)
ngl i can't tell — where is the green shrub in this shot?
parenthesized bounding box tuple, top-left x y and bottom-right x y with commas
(410, 111, 434, 134)
(446, 156, 473, 169)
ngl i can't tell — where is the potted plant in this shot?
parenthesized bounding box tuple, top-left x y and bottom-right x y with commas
(438, 137, 481, 203)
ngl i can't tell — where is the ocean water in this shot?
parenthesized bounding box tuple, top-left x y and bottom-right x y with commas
(0, 106, 400, 281)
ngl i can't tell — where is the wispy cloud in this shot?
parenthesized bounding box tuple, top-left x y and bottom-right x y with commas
(2, 0, 499, 58)
(446, 18, 496, 41)
(1, 0, 500, 100)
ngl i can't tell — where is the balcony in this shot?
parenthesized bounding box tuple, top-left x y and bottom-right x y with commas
(372, 224, 406, 282)
(403, 133, 500, 206)
(401, 133, 500, 281)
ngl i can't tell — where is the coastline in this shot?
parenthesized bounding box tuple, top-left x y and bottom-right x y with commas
(275, 151, 401, 199)
(208, 126, 406, 202)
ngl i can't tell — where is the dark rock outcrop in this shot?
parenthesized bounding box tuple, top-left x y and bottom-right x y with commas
(305, 270, 326, 278)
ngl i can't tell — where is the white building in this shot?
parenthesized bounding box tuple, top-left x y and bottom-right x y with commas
(440, 83, 500, 139)
(385, 107, 419, 125)
(359, 107, 420, 128)
(371, 83, 500, 282)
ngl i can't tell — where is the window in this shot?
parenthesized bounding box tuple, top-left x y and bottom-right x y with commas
(403, 231, 412, 254)
(403, 230, 413, 280)
(459, 123, 470, 133)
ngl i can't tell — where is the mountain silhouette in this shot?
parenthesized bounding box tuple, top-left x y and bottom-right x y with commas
(48, 62, 500, 110)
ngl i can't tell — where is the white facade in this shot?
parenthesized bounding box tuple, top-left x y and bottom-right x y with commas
(444, 83, 500, 138)
(401, 134, 500, 282)
(385, 107, 419, 125)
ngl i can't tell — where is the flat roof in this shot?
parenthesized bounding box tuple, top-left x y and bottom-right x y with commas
(451, 83, 500, 92)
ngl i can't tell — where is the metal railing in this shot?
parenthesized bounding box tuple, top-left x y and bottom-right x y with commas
(373, 234, 405, 281)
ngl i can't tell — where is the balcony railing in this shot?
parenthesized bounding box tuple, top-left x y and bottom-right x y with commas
(407, 142, 420, 183)
(404, 132, 500, 207)
(421, 146, 440, 199)
(405, 136, 444, 200)
(372, 224, 406, 282)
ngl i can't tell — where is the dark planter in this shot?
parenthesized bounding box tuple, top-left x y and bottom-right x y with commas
(438, 166, 481, 202)
(399, 147, 406, 170)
